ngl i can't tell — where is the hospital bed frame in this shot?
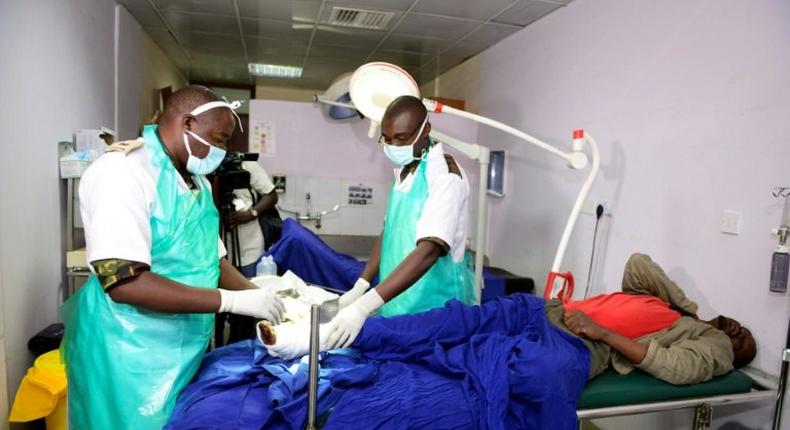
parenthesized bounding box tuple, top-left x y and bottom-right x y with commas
(576, 373, 776, 429)
(578, 386, 774, 429)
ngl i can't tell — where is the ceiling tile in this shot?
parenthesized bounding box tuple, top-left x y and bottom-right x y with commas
(304, 57, 364, 74)
(247, 53, 304, 66)
(188, 50, 247, 67)
(369, 50, 433, 68)
(174, 31, 242, 50)
(246, 37, 308, 57)
(255, 76, 325, 90)
(379, 33, 449, 54)
(393, 13, 480, 40)
(241, 18, 315, 42)
(412, 0, 516, 21)
(154, 0, 235, 16)
(163, 11, 239, 35)
(308, 43, 369, 61)
(144, 28, 186, 54)
(116, 0, 154, 9)
(122, 5, 166, 29)
(190, 65, 251, 83)
(304, 56, 362, 78)
(441, 40, 488, 59)
(184, 44, 245, 57)
(236, 0, 320, 23)
(463, 23, 520, 45)
(491, 0, 563, 26)
(312, 27, 386, 49)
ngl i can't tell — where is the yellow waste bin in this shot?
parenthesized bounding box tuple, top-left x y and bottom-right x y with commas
(9, 349, 67, 430)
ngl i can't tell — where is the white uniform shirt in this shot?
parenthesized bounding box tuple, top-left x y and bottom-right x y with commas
(79, 137, 226, 270)
(230, 161, 276, 267)
(392, 142, 469, 262)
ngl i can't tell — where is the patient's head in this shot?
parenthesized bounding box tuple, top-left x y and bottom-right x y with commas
(707, 315, 756, 368)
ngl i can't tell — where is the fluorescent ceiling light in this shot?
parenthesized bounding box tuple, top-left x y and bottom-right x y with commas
(248, 63, 303, 78)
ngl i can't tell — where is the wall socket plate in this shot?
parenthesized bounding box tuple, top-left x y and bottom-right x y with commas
(581, 198, 611, 217)
(720, 210, 742, 235)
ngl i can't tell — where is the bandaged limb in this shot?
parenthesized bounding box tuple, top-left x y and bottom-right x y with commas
(257, 320, 332, 360)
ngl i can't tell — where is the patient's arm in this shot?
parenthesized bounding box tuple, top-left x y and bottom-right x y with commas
(375, 240, 442, 301)
(564, 311, 647, 364)
(621, 253, 699, 317)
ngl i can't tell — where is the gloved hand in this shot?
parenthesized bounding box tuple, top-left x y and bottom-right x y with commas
(323, 289, 384, 350)
(338, 277, 370, 309)
(218, 288, 285, 324)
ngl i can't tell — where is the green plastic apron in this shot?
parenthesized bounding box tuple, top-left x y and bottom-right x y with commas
(378, 157, 476, 317)
(62, 125, 220, 429)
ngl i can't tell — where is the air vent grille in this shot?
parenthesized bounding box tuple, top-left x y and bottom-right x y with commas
(327, 6, 395, 30)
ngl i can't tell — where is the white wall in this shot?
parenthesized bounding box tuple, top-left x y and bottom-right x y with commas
(0, 0, 116, 422)
(0, 2, 186, 423)
(248, 100, 482, 237)
(421, 55, 482, 114)
(0, 272, 7, 430)
(477, 0, 790, 428)
(117, 5, 188, 141)
(255, 86, 323, 102)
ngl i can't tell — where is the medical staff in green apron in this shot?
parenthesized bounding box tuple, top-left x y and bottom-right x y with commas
(61, 86, 285, 429)
(324, 95, 475, 349)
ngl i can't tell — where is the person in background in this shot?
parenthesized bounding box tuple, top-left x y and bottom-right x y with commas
(61, 85, 285, 429)
(324, 95, 476, 350)
(222, 160, 279, 343)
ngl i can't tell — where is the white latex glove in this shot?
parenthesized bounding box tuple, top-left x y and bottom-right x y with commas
(323, 289, 384, 350)
(338, 277, 370, 309)
(218, 288, 285, 324)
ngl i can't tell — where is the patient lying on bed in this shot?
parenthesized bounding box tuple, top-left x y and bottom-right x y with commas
(549, 253, 756, 385)
(262, 253, 756, 386)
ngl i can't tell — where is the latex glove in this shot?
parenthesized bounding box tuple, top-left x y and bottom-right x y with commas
(218, 288, 285, 324)
(324, 289, 384, 350)
(338, 277, 370, 309)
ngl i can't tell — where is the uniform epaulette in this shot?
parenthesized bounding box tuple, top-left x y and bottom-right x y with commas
(444, 154, 462, 178)
(105, 139, 143, 155)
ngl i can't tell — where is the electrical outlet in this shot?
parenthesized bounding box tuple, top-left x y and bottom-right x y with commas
(720, 210, 742, 235)
(581, 199, 611, 217)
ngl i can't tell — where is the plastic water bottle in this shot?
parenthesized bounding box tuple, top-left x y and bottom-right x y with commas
(257, 256, 277, 276)
(267, 256, 278, 276)
(255, 256, 268, 276)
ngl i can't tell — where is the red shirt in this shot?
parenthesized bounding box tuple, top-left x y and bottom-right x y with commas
(563, 292, 681, 339)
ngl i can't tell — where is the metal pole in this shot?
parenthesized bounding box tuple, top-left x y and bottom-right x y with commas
(772, 318, 790, 430)
(305, 305, 320, 430)
(474, 157, 489, 302)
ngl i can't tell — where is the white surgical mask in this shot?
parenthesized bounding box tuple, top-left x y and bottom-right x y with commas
(382, 115, 428, 166)
(181, 99, 243, 175)
(183, 130, 226, 175)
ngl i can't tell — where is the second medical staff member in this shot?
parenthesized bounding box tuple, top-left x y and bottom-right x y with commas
(61, 86, 285, 429)
(223, 160, 279, 343)
(325, 95, 475, 349)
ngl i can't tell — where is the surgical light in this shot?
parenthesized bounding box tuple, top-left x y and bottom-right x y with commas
(349, 62, 420, 137)
(248, 63, 303, 79)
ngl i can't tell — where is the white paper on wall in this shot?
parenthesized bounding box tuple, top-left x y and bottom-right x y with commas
(250, 120, 276, 157)
(346, 182, 375, 206)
